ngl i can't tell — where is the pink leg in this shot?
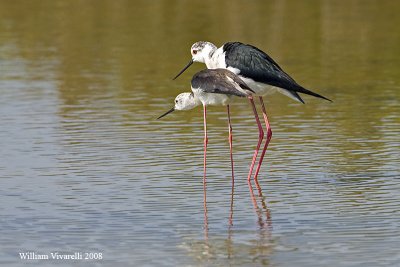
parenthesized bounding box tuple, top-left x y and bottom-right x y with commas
(202, 105, 208, 227)
(247, 96, 264, 182)
(227, 105, 234, 226)
(254, 97, 272, 183)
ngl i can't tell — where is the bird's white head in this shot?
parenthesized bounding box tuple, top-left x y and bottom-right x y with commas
(174, 92, 200, 111)
(157, 92, 200, 119)
(173, 41, 217, 80)
(191, 41, 217, 63)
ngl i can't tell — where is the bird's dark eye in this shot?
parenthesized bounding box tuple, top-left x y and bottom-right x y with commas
(175, 100, 178, 103)
(192, 50, 197, 55)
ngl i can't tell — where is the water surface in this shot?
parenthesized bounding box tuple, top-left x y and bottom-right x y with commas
(0, 1, 399, 266)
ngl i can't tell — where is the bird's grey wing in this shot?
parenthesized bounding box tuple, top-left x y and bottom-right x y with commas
(191, 69, 250, 97)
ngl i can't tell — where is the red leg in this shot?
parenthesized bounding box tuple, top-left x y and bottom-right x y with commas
(227, 105, 234, 226)
(247, 96, 264, 182)
(254, 97, 272, 183)
(202, 105, 208, 227)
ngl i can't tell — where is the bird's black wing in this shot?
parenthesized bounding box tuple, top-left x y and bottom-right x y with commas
(191, 69, 253, 97)
(223, 42, 331, 102)
(223, 42, 295, 86)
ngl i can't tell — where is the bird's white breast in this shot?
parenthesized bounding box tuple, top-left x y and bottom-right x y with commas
(206, 47, 227, 69)
(192, 87, 233, 106)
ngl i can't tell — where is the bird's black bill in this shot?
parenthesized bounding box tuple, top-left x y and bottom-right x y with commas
(172, 59, 194, 80)
(157, 107, 175, 119)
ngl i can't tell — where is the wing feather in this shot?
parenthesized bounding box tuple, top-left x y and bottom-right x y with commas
(191, 69, 253, 97)
(223, 42, 331, 102)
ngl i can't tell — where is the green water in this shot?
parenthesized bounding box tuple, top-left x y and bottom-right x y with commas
(1, 1, 399, 266)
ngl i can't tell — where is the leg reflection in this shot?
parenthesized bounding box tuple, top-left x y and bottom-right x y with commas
(248, 181, 272, 229)
(227, 105, 235, 227)
(228, 170, 235, 227)
(204, 198, 208, 241)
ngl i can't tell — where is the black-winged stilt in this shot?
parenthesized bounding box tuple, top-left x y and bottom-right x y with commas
(158, 68, 259, 222)
(173, 41, 332, 182)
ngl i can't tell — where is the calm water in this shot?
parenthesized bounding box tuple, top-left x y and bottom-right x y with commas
(1, 1, 399, 266)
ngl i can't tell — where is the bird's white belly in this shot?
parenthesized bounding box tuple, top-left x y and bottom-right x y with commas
(239, 77, 278, 96)
(224, 65, 281, 97)
(192, 88, 233, 106)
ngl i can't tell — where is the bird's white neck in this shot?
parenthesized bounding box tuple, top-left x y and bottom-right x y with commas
(204, 46, 226, 69)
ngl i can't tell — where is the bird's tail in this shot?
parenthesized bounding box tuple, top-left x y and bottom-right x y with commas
(293, 85, 332, 102)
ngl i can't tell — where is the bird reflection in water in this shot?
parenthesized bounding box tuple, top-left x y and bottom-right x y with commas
(196, 178, 272, 264)
(248, 181, 272, 229)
